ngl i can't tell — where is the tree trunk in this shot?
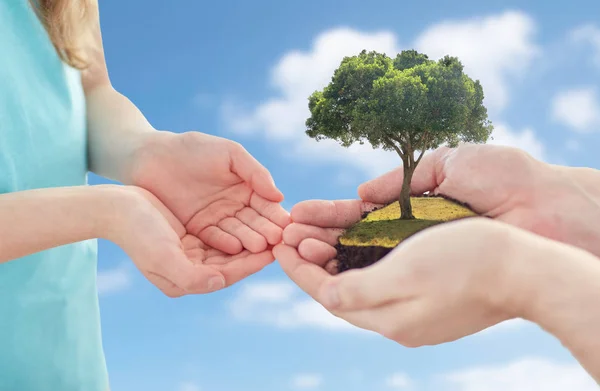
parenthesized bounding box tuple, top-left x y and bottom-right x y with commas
(399, 165, 415, 220)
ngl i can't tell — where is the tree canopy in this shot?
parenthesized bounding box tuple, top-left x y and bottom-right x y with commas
(305, 49, 493, 219)
(306, 49, 492, 158)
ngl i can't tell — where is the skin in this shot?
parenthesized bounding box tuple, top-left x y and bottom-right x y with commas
(0, 185, 272, 296)
(75, 2, 290, 295)
(276, 144, 600, 383)
(282, 144, 600, 267)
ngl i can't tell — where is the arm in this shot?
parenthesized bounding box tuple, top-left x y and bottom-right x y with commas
(278, 204, 600, 383)
(516, 239, 600, 382)
(81, 1, 156, 184)
(0, 185, 123, 263)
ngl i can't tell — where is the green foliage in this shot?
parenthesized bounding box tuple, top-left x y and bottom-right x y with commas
(306, 49, 493, 157)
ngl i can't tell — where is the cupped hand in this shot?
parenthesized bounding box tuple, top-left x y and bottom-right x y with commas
(358, 144, 600, 257)
(129, 130, 290, 258)
(284, 144, 600, 265)
(275, 218, 536, 347)
(110, 186, 275, 297)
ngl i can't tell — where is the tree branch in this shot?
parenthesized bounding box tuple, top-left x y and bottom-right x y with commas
(385, 136, 405, 160)
(415, 148, 426, 165)
(415, 131, 430, 166)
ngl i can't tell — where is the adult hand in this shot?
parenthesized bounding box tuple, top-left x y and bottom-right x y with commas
(283, 144, 600, 267)
(275, 218, 534, 346)
(126, 131, 290, 290)
(276, 215, 600, 351)
(109, 186, 275, 297)
(276, 215, 600, 384)
(358, 144, 600, 257)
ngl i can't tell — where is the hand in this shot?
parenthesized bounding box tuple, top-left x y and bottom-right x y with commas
(126, 131, 291, 288)
(283, 144, 600, 266)
(107, 186, 275, 297)
(275, 218, 542, 347)
(358, 144, 600, 257)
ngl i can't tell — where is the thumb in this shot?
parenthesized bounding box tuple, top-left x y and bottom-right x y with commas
(159, 245, 227, 294)
(229, 143, 284, 202)
(357, 147, 452, 204)
(318, 256, 402, 311)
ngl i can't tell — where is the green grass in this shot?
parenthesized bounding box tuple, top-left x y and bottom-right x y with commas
(340, 197, 477, 248)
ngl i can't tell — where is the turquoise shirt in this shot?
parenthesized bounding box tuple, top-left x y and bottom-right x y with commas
(0, 1, 108, 390)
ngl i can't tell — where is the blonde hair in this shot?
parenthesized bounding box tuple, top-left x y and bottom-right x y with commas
(30, 0, 98, 69)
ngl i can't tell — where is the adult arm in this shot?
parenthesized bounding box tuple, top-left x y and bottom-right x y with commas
(276, 215, 600, 384)
(518, 239, 600, 382)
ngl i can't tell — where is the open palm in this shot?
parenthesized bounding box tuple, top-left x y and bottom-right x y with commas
(121, 187, 277, 296)
(128, 131, 290, 290)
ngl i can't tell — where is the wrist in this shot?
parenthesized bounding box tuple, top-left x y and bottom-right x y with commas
(510, 235, 600, 343)
(127, 130, 179, 185)
(87, 184, 142, 242)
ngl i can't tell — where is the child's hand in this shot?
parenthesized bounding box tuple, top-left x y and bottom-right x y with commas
(104, 186, 275, 297)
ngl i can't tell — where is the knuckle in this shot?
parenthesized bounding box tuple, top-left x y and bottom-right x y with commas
(282, 224, 300, 246)
(229, 140, 246, 155)
(234, 207, 251, 220)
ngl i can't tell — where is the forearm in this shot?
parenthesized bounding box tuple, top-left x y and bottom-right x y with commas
(0, 185, 123, 263)
(516, 239, 600, 383)
(85, 84, 156, 183)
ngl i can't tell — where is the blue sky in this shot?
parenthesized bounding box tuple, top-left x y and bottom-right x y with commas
(91, 1, 600, 390)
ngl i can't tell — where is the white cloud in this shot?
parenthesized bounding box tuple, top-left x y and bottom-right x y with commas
(415, 10, 540, 112)
(442, 357, 597, 391)
(570, 24, 600, 66)
(227, 27, 401, 141)
(386, 373, 414, 389)
(291, 374, 323, 389)
(222, 11, 542, 177)
(228, 281, 364, 332)
(487, 123, 546, 161)
(97, 265, 131, 296)
(551, 87, 600, 133)
(178, 382, 201, 391)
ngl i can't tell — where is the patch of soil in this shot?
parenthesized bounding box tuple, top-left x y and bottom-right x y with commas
(335, 193, 477, 273)
(335, 243, 394, 273)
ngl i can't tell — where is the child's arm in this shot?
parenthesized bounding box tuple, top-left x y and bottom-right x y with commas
(0, 185, 128, 263)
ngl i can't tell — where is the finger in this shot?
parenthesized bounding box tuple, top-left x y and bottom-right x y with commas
(218, 217, 268, 253)
(290, 200, 381, 228)
(273, 244, 333, 300)
(316, 255, 406, 311)
(198, 226, 243, 255)
(235, 207, 282, 245)
(282, 223, 343, 247)
(298, 238, 337, 267)
(357, 146, 453, 204)
(215, 250, 275, 286)
(229, 143, 284, 202)
(250, 193, 292, 228)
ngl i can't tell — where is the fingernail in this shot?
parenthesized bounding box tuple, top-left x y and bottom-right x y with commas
(323, 284, 340, 308)
(207, 276, 225, 292)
